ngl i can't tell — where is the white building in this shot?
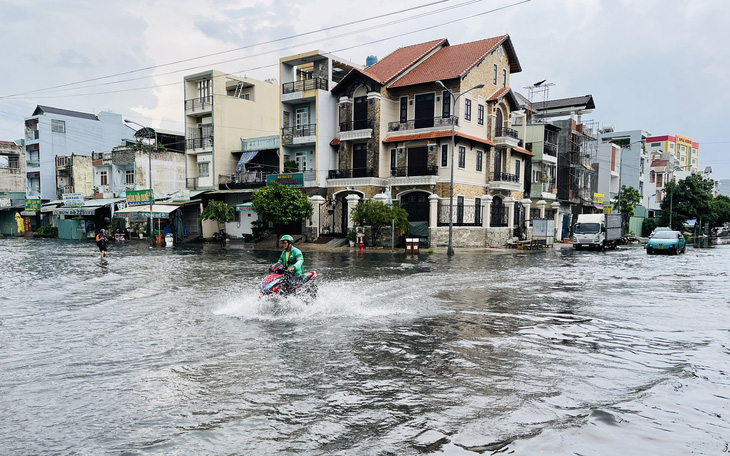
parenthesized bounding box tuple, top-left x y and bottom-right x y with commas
(23, 106, 129, 200)
(597, 128, 648, 210)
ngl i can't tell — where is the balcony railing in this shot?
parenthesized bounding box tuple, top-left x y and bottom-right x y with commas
(25, 130, 40, 141)
(496, 127, 519, 138)
(391, 165, 438, 177)
(26, 161, 40, 168)
(388, 116, 457, 132)
(218, 170, 274, 189)
(185, 96, 213, 111)
(328, 167, 376, 179)
(490, 172, 519, 182)
(281, 125, 316, 145)
(186, 177, 199, 189)
(282, 78, 327, 94)
(544, 142, 557, 157)
(186, 136, 214, 150)
(340, 119, 373, 132)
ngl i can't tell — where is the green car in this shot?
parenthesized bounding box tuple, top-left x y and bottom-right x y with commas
(647, 230, 686, 255)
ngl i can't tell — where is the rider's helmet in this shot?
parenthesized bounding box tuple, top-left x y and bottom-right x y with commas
(280, 234, 294, 243)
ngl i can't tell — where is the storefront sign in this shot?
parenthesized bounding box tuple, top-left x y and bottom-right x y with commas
(593, 193, 604, 204)
(0, 198, 11, 208)
(236, 203, 254, 212)
(126, 189, 154, 206)
(62, 193, 84, 207)
(266, 173, 304, 187)
(25, 199, 41, 211)
(56, 207, 98, 216)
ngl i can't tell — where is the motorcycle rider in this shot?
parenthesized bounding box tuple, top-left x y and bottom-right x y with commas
(272, 234, 304, 292)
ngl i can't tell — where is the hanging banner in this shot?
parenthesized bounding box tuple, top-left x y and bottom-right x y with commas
(266, 173, 304, 187)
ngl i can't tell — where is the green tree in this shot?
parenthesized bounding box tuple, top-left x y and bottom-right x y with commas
(712, 195, 730, 226)
(197, 200, 234, 235)
(612, 185, 642, 232)
(251, 182, 313, 240)
(351, 199, 409, 246)
(659, 174, 715, 230)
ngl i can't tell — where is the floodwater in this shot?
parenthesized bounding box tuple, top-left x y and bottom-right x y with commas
(1, 238, 729, 455)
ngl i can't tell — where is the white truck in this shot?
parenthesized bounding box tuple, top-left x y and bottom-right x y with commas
(573, 213, 623, 250)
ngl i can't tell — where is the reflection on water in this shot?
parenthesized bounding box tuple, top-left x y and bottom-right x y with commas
(1, 238, 729, 454)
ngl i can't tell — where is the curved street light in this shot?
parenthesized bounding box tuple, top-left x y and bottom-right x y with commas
(124, 119, 157, 245)
(436, 80, 485, 257)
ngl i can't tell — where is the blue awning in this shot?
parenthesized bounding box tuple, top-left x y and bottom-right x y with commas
(235, 151, 259, 173)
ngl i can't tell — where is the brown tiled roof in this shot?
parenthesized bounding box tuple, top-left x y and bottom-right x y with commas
(389, 35, 509, 88)
(363, 39, 446, 85)
(330, 138, 340, 146)
(512, 146, 535, 157)
(651, 159, 669, 167)
(487, 87, 510, 101)
(382, 130, 495, 147)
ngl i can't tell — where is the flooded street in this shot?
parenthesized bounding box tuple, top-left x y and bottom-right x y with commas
(1, 238, 729, 455)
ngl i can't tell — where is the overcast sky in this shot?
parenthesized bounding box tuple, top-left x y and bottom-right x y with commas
(1, 0, 729, 186)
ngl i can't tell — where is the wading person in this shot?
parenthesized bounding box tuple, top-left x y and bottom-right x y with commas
(96, 229, 108, 259)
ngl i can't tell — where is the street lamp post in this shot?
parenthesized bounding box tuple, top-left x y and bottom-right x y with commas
(124, 119, 157, 245)
(436, 80, 485, 257)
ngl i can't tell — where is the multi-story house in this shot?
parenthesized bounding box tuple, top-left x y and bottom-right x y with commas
(279, 50, 361, 192)
(23, 105, 129, 201)
(597, 128, 648, 210)
(54, 154, 93, 197)
(326, 35, 534, 247)
(183, 71, 279, 191)
(645, 134, 700, 173)
(91, 129, 185, 199)
(0, 140, 25, 192)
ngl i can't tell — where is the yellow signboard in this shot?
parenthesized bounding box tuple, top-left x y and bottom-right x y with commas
(593, 193, 604, 204)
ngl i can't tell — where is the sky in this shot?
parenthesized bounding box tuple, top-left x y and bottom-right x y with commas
(1, 0, 729, 187)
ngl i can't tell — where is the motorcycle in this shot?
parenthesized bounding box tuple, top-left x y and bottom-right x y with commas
(259, 264, 318, 301)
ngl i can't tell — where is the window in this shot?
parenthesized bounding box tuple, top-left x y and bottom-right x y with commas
(442, 91, 451, 118)
(198, 162, 210, 177)
(476, 150, 483, 172)
(515, 159, 521, 179)
(464, 99, 472, 121)
(390, 148, 397, 173)
(458, 146, 466, 169)
(477, 104, 484, 125)
(295, 107, 309, 129)
(100, 170, 108, 186)
(400, 96, 408, 123)
(656, 173, 663, 187)
(197, 79, 211, 99)
(650, 171, 655, 183)
(125, 169, 134, 185)
(651, 142, 661, 147)
(669, 143, 674, 149)
(493, 64, 498, 85)
(441, 144, 448, 167)
(680, 145, 687, 152)
(51, 119, 65, 133)
(502, 69, 507, 88)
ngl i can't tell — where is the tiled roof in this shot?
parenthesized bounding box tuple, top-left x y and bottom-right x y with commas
(651, 159, 669, 167)
(512, 146, 534, 157)
(32, 105, 99, 121)
(487, 87, 510, 101)
(363, 39, 446, 84)
(382, 130, 495, 147)
(539, 95, 595, 111)
(389, 36, 508, 88)
(0, 140, 18, 146)
(330, 138, 340, 146)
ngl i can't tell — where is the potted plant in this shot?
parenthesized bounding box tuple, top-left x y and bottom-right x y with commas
(346, 229, 357, 247)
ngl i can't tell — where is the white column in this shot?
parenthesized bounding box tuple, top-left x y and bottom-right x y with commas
(308, 195, 325, 238)
(505, 196, 516, 235)
(521, 198, 532, 230)
(552, 201, 561, 241)
(482, 194, 492, 228)
(429, 193, 439, 228)
(537, 199, 547, 219)
(346, 194, 361, 230)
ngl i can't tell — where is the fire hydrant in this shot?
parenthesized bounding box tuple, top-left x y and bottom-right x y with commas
(358, 241, 364, 254)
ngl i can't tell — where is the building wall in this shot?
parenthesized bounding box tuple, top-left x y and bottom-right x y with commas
(0, 141, 25, 192)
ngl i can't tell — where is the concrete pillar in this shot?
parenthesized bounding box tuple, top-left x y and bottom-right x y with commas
(308, 195, 325, 233)
(521, 198, 532, 230)
(552, 201, 561, 241)
(537, 199, 547, 219)
(429, 193, 439, 228)
(505, 196, 515, 236)
(373, 193, 388, 204)
(482, 194, 492, 228)
(346, 193, 360, 230)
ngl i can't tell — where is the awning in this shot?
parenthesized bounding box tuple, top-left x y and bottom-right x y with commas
(114, 204, 180, 219)
(235, 151, 259, 173)
(54, 206, 100, 216)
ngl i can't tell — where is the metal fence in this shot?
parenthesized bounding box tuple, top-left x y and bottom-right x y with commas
(437, 203, 482, 226)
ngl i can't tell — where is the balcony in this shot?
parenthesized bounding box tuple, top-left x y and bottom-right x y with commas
(388, 116, 456, 132)
(388, 164, 439, 187)
(494, 127, 520, 149)
(488, 171, 521, 192)
(26, 160, 40, 168)
(281, 124, 316, 146)
(186, 136, 214, 151)
(185, 96, 213, 115)
(218, 171, 273, 190)
(339, 119, 373, 141)
(282, 78, 327, 94)
(544, 142, 557, 157)
(328, 167, 376, 179)
(186, 177, 199, 190)
(25, 130, 40, 141)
